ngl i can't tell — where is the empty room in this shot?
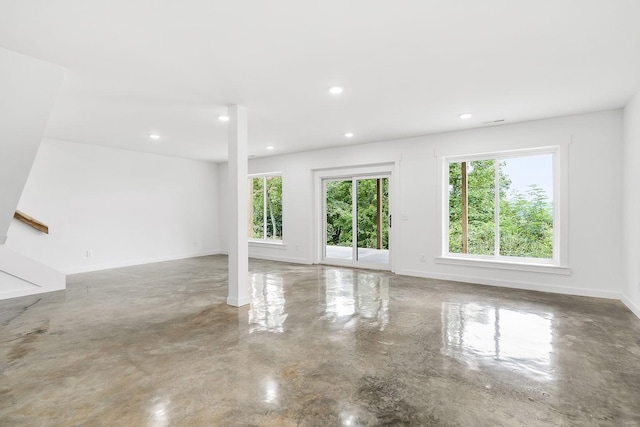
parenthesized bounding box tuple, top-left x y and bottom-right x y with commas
(1, 1, 640, 425)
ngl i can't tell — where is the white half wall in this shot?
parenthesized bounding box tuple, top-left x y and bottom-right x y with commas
(6, 139, 221, 274)
(0, 246, 65, 300)
(0, 47, 65, 242)
(622, 90, 640, 318)
(220, 110, 625, 300)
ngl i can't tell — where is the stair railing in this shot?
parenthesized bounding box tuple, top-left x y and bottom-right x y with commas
(13, 211, 49, 234)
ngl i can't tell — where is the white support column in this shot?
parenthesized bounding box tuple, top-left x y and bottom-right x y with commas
(227, 104, 250, 307)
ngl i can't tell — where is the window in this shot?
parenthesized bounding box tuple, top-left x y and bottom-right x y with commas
(249, 174, 282, 241)
(445, 149, 556, 263)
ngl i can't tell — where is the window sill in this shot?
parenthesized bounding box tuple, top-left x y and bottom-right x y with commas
(249, 240, 287, 249)
(434, 256, 571, 275)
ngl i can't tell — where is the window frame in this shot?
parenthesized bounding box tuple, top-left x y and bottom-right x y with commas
(248, 172, 283, 244)
(441, 146, 562, 268)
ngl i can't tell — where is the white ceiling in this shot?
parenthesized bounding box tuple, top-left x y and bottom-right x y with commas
(1, 0, 640, 162)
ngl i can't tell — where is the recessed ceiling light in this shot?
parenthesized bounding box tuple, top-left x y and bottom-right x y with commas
(329, 87, 344, 95)
(344, 132, 354, 138)
(149, 134, 160, 140)
(218, 115, 229, 122)
(266, 145, 275, 150)
(459, 113, 472, 120)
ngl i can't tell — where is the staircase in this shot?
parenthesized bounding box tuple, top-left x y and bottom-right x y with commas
(0, 47, 66, 300)
(0, 245, 65, 300)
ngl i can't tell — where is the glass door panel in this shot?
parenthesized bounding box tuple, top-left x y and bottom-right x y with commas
(323, 174, 391, 269)
(356, 178, 389, 266)
(325, 180, 353, 261)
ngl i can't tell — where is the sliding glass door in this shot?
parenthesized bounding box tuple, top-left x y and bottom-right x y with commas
(323, 175, 390, 269)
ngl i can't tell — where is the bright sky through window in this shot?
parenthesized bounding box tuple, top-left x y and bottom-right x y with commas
(501, 155, 553, 201)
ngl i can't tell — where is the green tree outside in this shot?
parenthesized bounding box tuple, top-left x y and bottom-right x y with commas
(448, 159, 553, 258)
(326, 180, 353, 247)
(326, 178, 389, 249)
(251, 176, 282, 240)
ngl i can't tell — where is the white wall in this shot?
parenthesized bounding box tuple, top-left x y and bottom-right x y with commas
(6, 139, 220, 274)
(0, 47, 64, 242)
(220, 110, 624, 299)
(622, 91, 640, 317)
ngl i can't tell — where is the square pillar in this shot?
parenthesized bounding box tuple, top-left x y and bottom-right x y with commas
(227, 104, 250, 307)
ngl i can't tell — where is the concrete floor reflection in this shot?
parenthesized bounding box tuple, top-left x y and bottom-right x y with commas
(324, 269, 389, 330)
(261, 376, 279, 405)
(441, 303, 554, 380)
(147, 395, 170, 427)
(248, 273, 287, 333)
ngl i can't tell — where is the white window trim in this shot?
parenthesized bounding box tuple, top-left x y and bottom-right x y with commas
(434, 256, 570, 275)
(248, 172, 283, 243)
(248, 239, 287, 248)
(440, 146, 570, 272)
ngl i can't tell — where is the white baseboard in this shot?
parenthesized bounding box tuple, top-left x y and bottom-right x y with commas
(249, 253, 312, 265)
(226, 296, 250, 307)
(65, 250, 222, 275)
(218, 250, 312, 265)
(621, 294, 640, 319)
(397, 268, 620, 300)
(0, 283, 65, 301)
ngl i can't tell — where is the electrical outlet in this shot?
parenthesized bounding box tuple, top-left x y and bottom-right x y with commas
(420, 254, 425, 262)
(86, 250, 93, 258)
(295, 245, 299, 251)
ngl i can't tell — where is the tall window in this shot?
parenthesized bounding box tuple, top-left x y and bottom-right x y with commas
(446, 149, 556, 262)
(249, 174, 283, 241)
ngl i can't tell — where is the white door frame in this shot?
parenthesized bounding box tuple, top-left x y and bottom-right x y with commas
(312, 162, 397, 272)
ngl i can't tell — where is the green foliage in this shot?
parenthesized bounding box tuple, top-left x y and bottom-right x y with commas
(326, 180, 353, 247)
(266, 176, 282, 239)
(251, 177, 264, 238)
(325, 178, 389, 249)
(449, 159, 553, 259)
(449, 160, 498, 255)
(357, 178, 389, 249)
(251, 176, 282, 240)
(499, 185, 553, 258)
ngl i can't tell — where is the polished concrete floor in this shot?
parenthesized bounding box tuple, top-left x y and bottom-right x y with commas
(1, 255, 639, 426)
